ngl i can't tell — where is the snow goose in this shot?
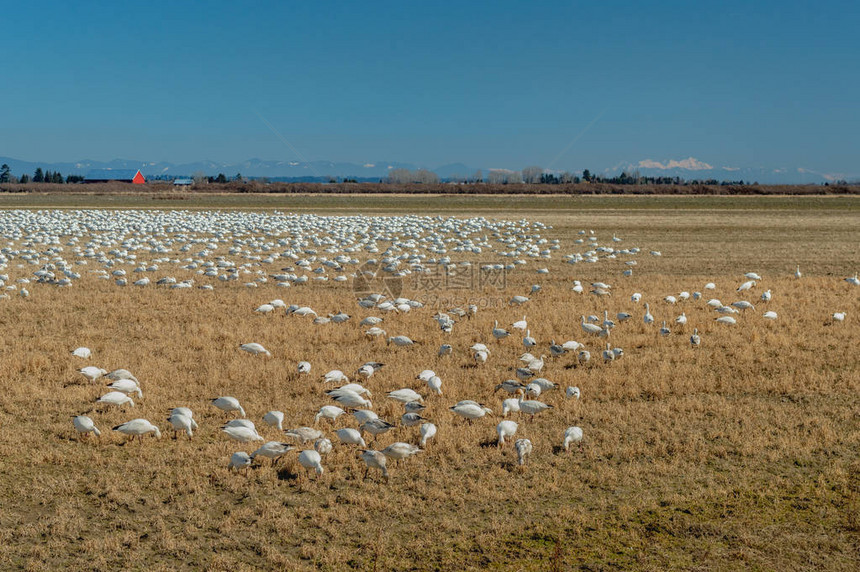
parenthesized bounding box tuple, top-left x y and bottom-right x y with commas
(211, 396, 246, 418)
(359, 449, 389, 480)
(496, 420, 518, 446)
(73, 415, 100, 438)
(239, 342, 271, 356)
(515, 439, 533, 465)
(97, 391, 134, 408)
(113, 418, 161, 442)
(263, 411, 285, 430)
(563, 426, 584, 451)
(298, 450, 324, 477)
(419, 422, 437, 447)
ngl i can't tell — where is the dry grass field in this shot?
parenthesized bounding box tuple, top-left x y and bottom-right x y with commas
(0, 195, 857, 571)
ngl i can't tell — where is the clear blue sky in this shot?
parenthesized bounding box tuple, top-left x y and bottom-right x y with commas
(2, 1, 857, 177)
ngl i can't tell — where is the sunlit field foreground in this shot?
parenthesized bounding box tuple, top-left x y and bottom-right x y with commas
(0, 196, 857, 571)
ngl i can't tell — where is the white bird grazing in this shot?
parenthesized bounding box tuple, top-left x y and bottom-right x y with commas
(846, 274, 860, 286)
(737, 280, 755, 292)
(473, 349, 489, 364)
(106, 368, 139, 382)
(716, 316, 737, 325)
(563, 426, 584, 452)
(705, 282, 716, 290)
(690, 328, 701, 347)
(170, 407, 199, 429)
(335, 428, 366, 447)
(527, 355, 546, 373)
(71, 347, 91, 359)
(563, 340, 583, 352)
(512, 316, 528, 331)
(79, 366, 107, 383)
(314, 438, 333, 455)
(73, 415, 100, 438)
(107, 378, 142, 397)
(492, 321, 510, 340)
(330, 389, 372, 409)
(381, 442, 422, 462)
(438, 344, 453, 357)
(450, 401, 492, 421)
(98, 391, 134, 408)
(360, 418, 395, 440)
(387, 388, 423, 403)
(212, 396, 246, 417)
(566, 386, 581, 399)
(254, 303, 275, 314)
(222, 425, 263, 443)
(228, 452, 252, 471)
(731, 301, 755, 312)
(501, 398, 521, 418)
(763, 311, 778, 320)
(525, 383, 541, 399)
(517, 396, 552, 419)
(515, 439, 533, 466)
(360, 449, 389, 479)
(761, 289, 772, 302)
(496, 420, 518, 446)
(323, 370, 349, 383)
(707, 298, 723, 308)
(113, 418, 161, 442)
(664, 295, 677, 304)
(572, 281, 584, 294)
(263, 411, 285, 430)
(578, 349, 591, 365)
(416, 369, 436, 382)
(314, 405, 345, 425)
(297, 361, 312, 375)
(426, 375, 443, 395)
(251, 441, 294, 462)
(239, 342, 271, 356)
(510, 295, 529, 305)
(167, 412, 194, 439)
(643, 303, 654, 325)
(832, 312, 846, 322)
(675, 312, 687, 326)
(284, 427, 323, 444)
(631, 292, 642, 303)
(298, 450, 324, 477)
(387, 335, 416, 346)
(581, 315, 602, 335)
(419, 422, 437, 447)
(224, 419, 256, 430)
(795, 265, 802, 279)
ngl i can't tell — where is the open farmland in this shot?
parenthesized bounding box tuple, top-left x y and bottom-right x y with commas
(0, 195, 857, 571)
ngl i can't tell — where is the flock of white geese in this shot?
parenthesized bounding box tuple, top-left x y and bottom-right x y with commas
(0, 209, 853, 481)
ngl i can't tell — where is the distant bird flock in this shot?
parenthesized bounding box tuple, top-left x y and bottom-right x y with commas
(0, 209, 854, 482)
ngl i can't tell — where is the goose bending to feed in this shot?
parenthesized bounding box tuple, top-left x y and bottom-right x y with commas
(284, 427, 323, 444)
(297, 361, 312, 375)
(359, 418, 395, 440)
(107, 379, 142, 398)
(401, 412, 428, 427)
(71, 347, 91, 359)
(518, 396, 552, 420)
(314, 438, 333, 455)
(715, 316, 737, 325)
(419, 422, 437, 447)
(314, 405, 345, 425)
(387, 335, 416, 347)
(450, 401, 492, 421)
(387, 388, 423, 403)
(563, 426, 584, 452)
(381, 442, 422, 463)
(323, 369, 349, 383)
(512, 316, 527, 331)
(496, 420, 518, 446)
(79, 366, 107, 383)
(239, 342, 271, 356)
(73, 415, 100, 438)
(566, 386, 581, 399)
(222, 425, 264, 443)
(113, 418, 161, 442)
(832, 312, 846, 322)
(515, 439, 533, 466)
(359, 449, 389, 480)
(211, 396, 246, 417)
(97, 391, 134, 408)
(335, 428, 366, 447)
(330, 389, 372, 409)
(170, 407, 198, 429)
(251, 442, 294, 462)
(763, 311, 778, 320)
(690, 328, 701, 347)
(228, 452, 252, 472)
(263, 411, 285, 430)
(298, 450, 324, 478)
(167, 412, 194, 439)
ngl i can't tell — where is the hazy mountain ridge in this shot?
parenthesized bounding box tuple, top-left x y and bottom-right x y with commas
(0, 156, 844, 184)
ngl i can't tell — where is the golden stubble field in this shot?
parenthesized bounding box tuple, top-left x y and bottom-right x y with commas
(0, 196, 857, 571)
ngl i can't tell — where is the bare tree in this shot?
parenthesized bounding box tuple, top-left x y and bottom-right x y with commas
(522, 166, 543, 184)
(487, 170, 507, 184)
(507, 170, 523, 184)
